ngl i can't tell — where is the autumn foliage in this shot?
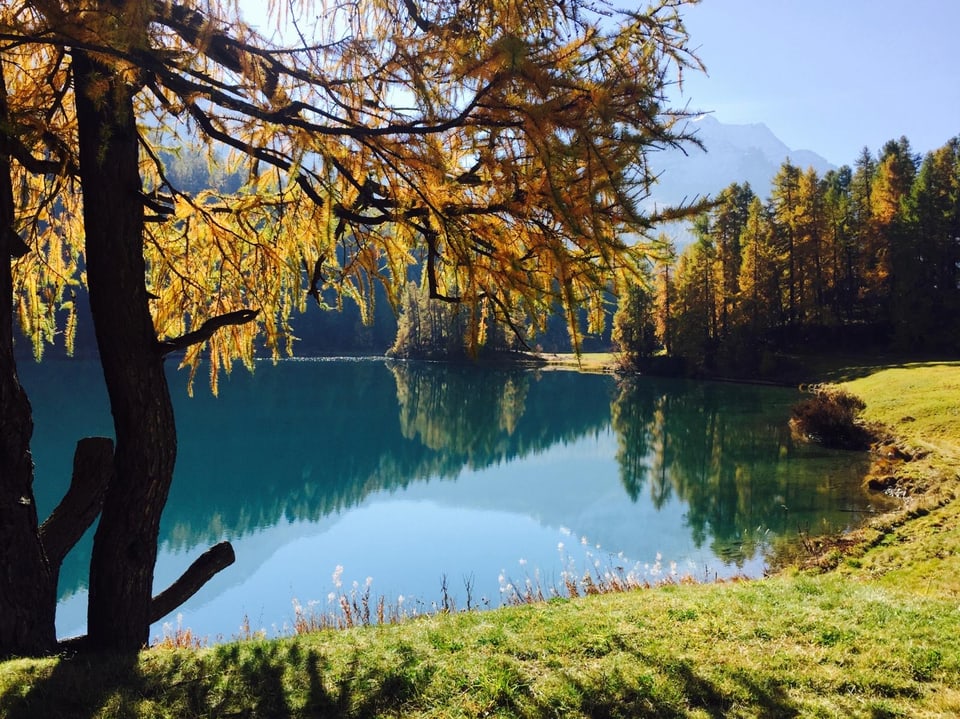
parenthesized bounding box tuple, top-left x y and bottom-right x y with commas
(0, 0, 705, 655)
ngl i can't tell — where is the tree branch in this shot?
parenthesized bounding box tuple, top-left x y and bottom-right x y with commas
(152, 2, 246, 75)
(39, 437, 114, 568)
(158, 309, 259, 356)
(150, 542, 236, 624)
(401, 0, 436, 32)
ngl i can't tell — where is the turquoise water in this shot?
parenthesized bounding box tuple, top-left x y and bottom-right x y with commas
(18, 358, 886, 641)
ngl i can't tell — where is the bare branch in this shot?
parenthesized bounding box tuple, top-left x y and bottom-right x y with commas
(150, 542, 236, 624)
(39, 437, 114, 568)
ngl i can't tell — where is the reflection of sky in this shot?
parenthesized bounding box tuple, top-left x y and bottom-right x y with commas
(59, 430, 761, 641)
(32, 359, 855, 643)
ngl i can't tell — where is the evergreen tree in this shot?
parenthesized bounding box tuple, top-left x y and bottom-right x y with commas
(612, 261, 659, 362)
(769, 160, 803, 323)
(712, 183, 754, 337)
(795, 167, 827, 323)
(735, 197, 779, 358)
(822, 166, 855, 320)
(898, 138, 960, 348)
(849, 147, 876, 318)
(869, 137, 919, 324)
(672, 231, 717, 366)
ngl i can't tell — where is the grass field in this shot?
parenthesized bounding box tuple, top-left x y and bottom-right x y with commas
(2, 361, 958, 718)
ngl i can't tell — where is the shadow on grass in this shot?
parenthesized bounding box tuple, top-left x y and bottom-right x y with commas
(0, 650, 140, 719)
(0, 639, 432, 719)
(550, 654, 802, 719)
(818, 358, 960, 383)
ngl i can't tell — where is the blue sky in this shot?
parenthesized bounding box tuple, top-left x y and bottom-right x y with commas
(672, 0, 960, 166)
(238, 1, 958, 168)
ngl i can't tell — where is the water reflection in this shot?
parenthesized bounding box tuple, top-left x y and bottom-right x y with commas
(17, 359, 885, 639)
(611, 377, 883, 564)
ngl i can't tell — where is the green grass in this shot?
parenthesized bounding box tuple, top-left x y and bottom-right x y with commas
(3, 577, 959, 718)
(536, 351, 618, 373)
(843, 361, 960, 463)
(3, 360, 960, 718)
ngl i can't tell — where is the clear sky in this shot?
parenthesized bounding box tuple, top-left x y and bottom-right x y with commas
(671, 0, 960, 167)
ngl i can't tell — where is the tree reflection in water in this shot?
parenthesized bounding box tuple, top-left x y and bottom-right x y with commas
(611, 376, 881, 565)
(21, 359, 884, 613)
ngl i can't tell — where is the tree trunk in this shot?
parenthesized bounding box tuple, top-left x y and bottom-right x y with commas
(0, 174, 57, 659)
(0, 270, 55, 658)
(0, 60, 58, 658)
(73, 49, 178, 652)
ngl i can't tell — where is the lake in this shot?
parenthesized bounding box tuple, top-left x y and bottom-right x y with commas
(19, 358, 889, 642)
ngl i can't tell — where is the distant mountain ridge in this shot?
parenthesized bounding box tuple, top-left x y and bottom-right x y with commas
(647, 114, 836, 210)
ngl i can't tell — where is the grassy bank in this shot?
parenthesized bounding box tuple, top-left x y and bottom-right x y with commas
(535, 351, 619, 373)
(2, 361, 959, 718)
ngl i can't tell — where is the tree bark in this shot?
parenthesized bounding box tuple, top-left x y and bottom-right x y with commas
(73, 48, 179, 652)
(40, 437, 114, 569)
(0, 63, 56, 658)
(150, 542, 236, 624)
(0, 263, 54, 659)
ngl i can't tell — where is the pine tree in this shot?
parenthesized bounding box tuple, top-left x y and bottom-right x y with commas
(612, 261, 659, 363)
(769, 160, 803, 324)
(712, 183, 754, 337)
(849, 147, 876, 318)
(822, 166, 855, 320)
(865, 137, 918, 325)
(898, 138, 960, 348)
(737, 197, 779, 334)
(672, 232, 717, 366)
(795, 167, 827, 323)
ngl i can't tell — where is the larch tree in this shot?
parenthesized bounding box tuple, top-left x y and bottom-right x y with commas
(0, 33, 103, 656)
(737, 195, 778, 333)
(0, 0, 704, 655)
(822, 166, 854, 320)
(864, 137, 917, 320)
(710, 182, 752, 337)
(898, 138, 960, 347)
(651, 232, 677, 355)
(768, 159, 802, 324)
(794, 166, 826, 322)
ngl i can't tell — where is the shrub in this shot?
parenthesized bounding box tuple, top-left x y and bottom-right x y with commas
(790, 387, 872, 450)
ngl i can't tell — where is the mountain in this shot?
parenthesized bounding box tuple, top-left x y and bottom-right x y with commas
(646, 114, 836, 212)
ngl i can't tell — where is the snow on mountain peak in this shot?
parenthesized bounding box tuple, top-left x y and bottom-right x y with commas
(649, 115, 835, 209)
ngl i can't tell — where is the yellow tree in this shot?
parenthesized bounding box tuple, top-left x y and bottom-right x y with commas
(652, 233, 677, 354)
(868, 137, 917, 322)
(671, 230, 716, 365)
(0, 26, 94, 656)
(794, 166, 827, 323)
(710, 182, 753, 337)
(1, 0, 703, 654)
(737, 196, 778, 333)
(769, 160, 802, 324)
